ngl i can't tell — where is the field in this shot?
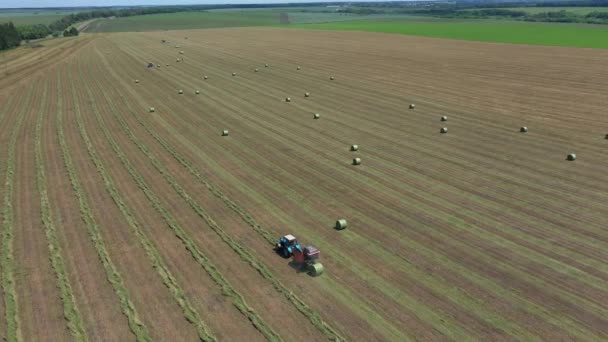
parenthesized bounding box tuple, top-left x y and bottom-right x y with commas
(0, 27, 607, 341)
(0, 9, 81, 25)
(291, 18, 608, 48)
(498, 6, 608, 15)
(83, 11, 400, 32)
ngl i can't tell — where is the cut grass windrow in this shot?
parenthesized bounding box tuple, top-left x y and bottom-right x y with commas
(54, 69, 152, 342)
(76, 57, 283, 342)
(86, 55, 345, 341)
(66, 68, 217, 342)
(34, 79, 88, 341)
(109, 44, 592, 339)
(1, 84, 36, 342)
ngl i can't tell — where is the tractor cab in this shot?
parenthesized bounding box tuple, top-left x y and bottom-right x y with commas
(277, 234, 300, 258)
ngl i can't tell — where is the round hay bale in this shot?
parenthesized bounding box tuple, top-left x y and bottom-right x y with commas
(285, 97, 291, 102)
(335, 219, 348, 230)
(175, 45, 180, 48)
(265, 63, 269, 67)
(352, 158, 361, 165)
(179, 51, 184, 54)
(204, 75, 208, 80)
(232, 72, 237, 76)
(149, 107, 155, 113)
(605, 134, 608, 139)
(297, 66, 301, 70)
(156, 64, 161, 68)
(254, 68, 259, 72)
(567, 153, 576, 161)
(441, 116, 448, 122)
(308, 263, 324, 276)
(195, 90, 200, 95)
(178, 90, 183, 94)
(520, 126, 528, 133)
(409, 104, 415, 109)
(135, 79, 140, 83)
(176, 58, 181, 62)
(350, 144, 359, 151)
(222, 130, 229, 136)
(313, 113, 320, 119)
(440, 127, 448, 134)
(304, 92, 310, 97)
(330, 76, 335, 80)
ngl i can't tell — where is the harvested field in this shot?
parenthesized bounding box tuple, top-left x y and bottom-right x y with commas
(0, 27, 607, 341)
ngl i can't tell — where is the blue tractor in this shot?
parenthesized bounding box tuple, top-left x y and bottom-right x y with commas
(276, 234, 300, 258)
(276, 234, 324, 276)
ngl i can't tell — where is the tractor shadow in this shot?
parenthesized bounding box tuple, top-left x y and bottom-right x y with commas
(274, 247, 312, 276)
(288, 260, 309, 275)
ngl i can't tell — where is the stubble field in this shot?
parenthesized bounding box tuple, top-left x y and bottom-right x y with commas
(0, 27, 607, 341)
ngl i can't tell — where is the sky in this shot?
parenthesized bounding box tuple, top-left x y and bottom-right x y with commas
(2, 0, 378, 9)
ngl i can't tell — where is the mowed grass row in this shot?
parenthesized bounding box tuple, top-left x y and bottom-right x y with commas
(136, 67, 584, 340)
(111, 33, 604, 338)
(99, 41, 449, 340)
(34, 78, 88, 341)
(109, 37, 509, 339)
(1, 84, 37, 342)
(66, 66, 218, 342)
(54, 69, 152, 342)
(162, 32, 608, 264)
(154, 39, 608, 334)
(72, 57, 279, 341)
(92, 43, 410, 341)
(87, 47, 346, 342)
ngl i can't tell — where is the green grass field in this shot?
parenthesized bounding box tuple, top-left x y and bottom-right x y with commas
(85, 12, 281, 32)
(84, 11, 403, 32)
(0, 9, 80, 25)
(499, 7, 608, 15)
(291, 18, 608, 48)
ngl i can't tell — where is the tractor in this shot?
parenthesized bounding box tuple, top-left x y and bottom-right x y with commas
(276, 235, 324, 276)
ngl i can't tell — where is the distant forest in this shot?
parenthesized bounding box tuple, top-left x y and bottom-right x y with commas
(1, 0, 608, 51)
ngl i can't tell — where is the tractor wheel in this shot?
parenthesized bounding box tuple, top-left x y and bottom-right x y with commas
(282, 247, 290, 258)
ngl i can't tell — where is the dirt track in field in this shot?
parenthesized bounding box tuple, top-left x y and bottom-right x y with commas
(0, 28, 606, 340)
